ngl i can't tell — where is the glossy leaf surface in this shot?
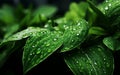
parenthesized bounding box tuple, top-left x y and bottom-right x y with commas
(64, 45, 114, 75)
(61, 19, 89, 52)
(23, 30, 63, 74)
(103, 37, 120, 51)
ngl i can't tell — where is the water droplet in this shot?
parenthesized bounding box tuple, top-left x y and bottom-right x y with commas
(104, 58, 106, 61)
(76, 61, 79, 63)
(44, 24, 49, 28)
(90, 69, 93, 72)
(77, 23, 80, 26)
(105, 6, 108, 10)
(71, 40, 74, 42)
(77, 33, 79, 36)
(106, 63, 110, 67)
(30, 53, 32, 55)
(108, 3, 111, 7)
(105, 0, 108, 2)
(73, 28, 76, 31)
(65, 47, 69, 50)
(94, 62, 97, 65)
(98, 48, 101, 51)
(48, 49, 51, 52)
(32, 45, 35, 47)
(54, 38, 57, 41)
(46, 43, 50, 46)
(65, 26, 69, 29)
(36, 48, 41, 54)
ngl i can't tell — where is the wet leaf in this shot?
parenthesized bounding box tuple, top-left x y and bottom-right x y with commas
(64, 45, 114, 75)
(89, 26, 106, 35)
(61, 19, 89, 52)
(23, 31, 63, 74)
(103, 37, 120, 51)
(2, 27, 42, 43)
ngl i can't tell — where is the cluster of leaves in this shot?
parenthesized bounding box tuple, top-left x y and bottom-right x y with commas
(0, 0, 120, 75)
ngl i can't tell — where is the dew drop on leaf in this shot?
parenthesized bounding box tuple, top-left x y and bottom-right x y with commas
(106, 63, 110, 67)
(32, 45, 35, 48)
(48, 49, 51, 52)
(94, 62, 97, 65)
(77, 23, 81, 26)
(105, 6, 108, 10)
(108, 3, 111, 7)
(105, 0, 109, 3)
(30, 53, 32, 56)
(53, 38, 57, 41)
(36, 49, 41, 54)
(73, 28, 76, 31)
(76, 61, 79, 63)
(65, 47, 70, 50)
(77, 33, 79, 36)
(46, 43, 50, 46)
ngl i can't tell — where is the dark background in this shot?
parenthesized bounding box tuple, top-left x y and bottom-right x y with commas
(0, 0, 120, 75)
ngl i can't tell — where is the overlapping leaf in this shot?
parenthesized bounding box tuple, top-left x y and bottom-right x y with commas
(61, 19, 89, 52)
(64, 45, 114, 75)
(98, 0, 120, 31)
(23, 30, 63, 74)
(2, 27, 42, 43)
(103, 37, 120, 51)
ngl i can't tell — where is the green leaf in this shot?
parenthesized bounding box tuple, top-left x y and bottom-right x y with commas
(103, 37, 120, 51)
(23, 30, 63, 74)
(2, 27, 41, 43)
(99, 0, 120, 17)
(30, 5, 57, 24)
(33, 5, 57, 17)
(87, 0, 109, 29)
(0, 5, 15, 24)
(0, 42, 15, 68)
(65, 2, 89, 21)
(89, 26, 106, 35)
(98, 0, 120, 30)
(64, 45, 114, 75)
(61, 19, 89, 52)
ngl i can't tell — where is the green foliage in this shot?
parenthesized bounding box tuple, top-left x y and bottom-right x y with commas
(64, 45, 114, 75)
(23, 30, 63, 74)
(0, 0, 120, 75)
(61, 19, 89, 52)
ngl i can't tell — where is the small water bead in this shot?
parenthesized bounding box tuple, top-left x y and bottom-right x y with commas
(77, 33, 80, 36)
(36, 48, 41, 54)
(108, 3, 111, 7)
(71, 40, 74, 42)
(77, 23, 81, 26)
(94, 62, 97, 65)
(103, 58, 106, 61)
(105, 6, 109, 10)
(44, 24, 49, 28)
(106, 63, 110, 67)
(53, 38, 57, 41)
(76, 61, 79, 63)
(64, 47, 70, 50)
(32, 45, 35, 47)
(30, 53, 33, 55)
(105, 0, 109, 3)
(46, 43, 50, 46)
(73, 28, 76, 31)
(48, 49, 51, 52)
